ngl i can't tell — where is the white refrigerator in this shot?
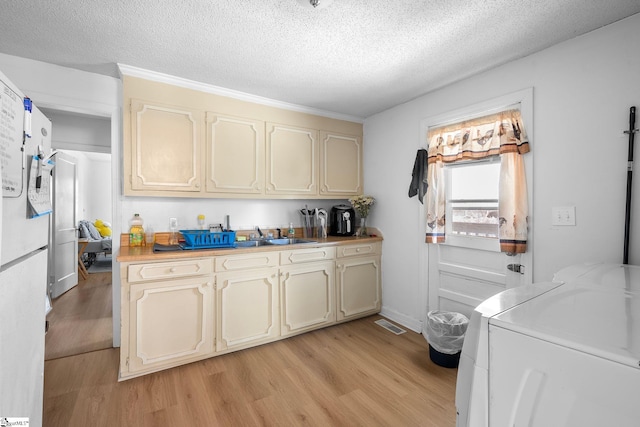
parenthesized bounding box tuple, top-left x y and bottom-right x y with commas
(1, 69, 52, 426)
(456, 263, 640, 427)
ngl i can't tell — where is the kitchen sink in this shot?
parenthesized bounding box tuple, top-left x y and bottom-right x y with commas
(235, 240, 272, 247)
(265, 238, 317, 245)
(235, 238, 317, 247)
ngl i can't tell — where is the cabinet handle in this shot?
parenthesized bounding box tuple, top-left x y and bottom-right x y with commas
(170, 267, 176, 273)
(356, 248, 361, 252)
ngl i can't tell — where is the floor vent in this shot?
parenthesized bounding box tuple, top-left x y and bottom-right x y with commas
(375, 319, 406, 335)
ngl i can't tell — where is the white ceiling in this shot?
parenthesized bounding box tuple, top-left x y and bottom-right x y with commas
(1, 1, 639, 119)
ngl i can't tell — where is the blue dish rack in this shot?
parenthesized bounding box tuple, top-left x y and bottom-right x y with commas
(180, 230, 236, 249)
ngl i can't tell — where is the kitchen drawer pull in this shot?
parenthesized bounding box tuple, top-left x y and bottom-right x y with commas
(170, 267, 177, 273)
(336, 242, 381, 258)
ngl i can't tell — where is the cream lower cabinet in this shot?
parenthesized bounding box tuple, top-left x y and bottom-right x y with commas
(279, 247, 336, 337)
(215, 252, 280, 352)
(121, 258, 215, 377)
(336, 242, 382, 322)
(120, 242, 382, 379)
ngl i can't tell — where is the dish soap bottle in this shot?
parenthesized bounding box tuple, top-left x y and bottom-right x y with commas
(129, 213, 145, 247)
(288, 222, 295, 238)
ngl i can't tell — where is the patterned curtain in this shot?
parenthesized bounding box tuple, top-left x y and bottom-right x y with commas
(425, 108, 530, 253)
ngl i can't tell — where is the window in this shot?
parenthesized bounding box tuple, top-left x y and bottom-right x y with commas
(421, 88, 533, 253)
(445, 159, 501, 250)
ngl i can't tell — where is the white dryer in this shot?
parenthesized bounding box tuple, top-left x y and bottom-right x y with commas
(456, 263, 640, 427)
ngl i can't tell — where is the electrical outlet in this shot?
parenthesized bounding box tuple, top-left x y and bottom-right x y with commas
(552, 206, 576, 226)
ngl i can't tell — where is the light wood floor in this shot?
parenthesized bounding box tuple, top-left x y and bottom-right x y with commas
(45, 270, 113, 360)
(43, 315, 458, 426)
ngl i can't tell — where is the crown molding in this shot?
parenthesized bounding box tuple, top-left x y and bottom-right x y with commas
(117, 64, 363, 124)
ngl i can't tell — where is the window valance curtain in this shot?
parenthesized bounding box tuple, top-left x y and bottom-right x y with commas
(425, 107, 530, 253)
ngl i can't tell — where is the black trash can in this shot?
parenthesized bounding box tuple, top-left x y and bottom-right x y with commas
(424, 310, 469, 368)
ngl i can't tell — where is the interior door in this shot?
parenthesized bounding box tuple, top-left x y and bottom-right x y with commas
(50, 152, 78, 298)
(422, 89, 534, 321)
(424, 152, 533, 320)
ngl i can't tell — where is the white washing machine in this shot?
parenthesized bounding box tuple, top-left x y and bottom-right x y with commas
(456, 263, 640, 427)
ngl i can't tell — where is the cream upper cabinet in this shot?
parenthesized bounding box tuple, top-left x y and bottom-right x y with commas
(265, 123, 318, 196)
(336, 243, 382, 322)
(319, 131, 363, 196)
(129, 99, 203, 193)
(123, 77, 363, 199)
(205, 112, 265, 195)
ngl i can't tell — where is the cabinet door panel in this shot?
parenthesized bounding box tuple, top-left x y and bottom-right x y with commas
(336, 256, 381, 321)
(266, 123, 317, 195)
(280, 261, 336, 336)
(216, 268, 279, 351)
(128, 277, 214, 373)
(319, 131, 362, 196)
(130, 100, 202, 192)
(206, 113, 265, 194)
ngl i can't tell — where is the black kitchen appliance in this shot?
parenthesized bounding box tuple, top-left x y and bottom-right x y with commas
(329, 204, 356, 236)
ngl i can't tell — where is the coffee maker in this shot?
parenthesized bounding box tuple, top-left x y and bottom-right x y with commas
(329, 204, 356, 236)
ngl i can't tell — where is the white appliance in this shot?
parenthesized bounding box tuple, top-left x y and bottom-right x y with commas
(1, 69, 52, 426)
(456, 263, 640, 427)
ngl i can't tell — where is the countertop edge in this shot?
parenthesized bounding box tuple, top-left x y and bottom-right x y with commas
(116, 235, 383, 263)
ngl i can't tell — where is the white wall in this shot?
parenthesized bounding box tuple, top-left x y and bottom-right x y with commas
(60, 150, 112, 224)
(365, 13, 640, 330)
(43, 109, 111, 153)
(121, 198, 342, 237)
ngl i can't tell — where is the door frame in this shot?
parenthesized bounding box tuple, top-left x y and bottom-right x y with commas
(36, 100, 121, 347)
(418, 88, 534, 323)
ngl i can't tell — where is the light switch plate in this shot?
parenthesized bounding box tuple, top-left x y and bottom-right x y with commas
(552, 206, 576, 226)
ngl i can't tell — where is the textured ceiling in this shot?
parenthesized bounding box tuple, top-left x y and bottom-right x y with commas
(1, 0, 639, 119)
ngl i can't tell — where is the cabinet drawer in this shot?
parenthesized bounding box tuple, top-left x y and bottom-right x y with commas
(127, 258, 214, 283)
(280, 246, 336, 265)
(336, 242, 381, 258)
(215, 252, 279, 272)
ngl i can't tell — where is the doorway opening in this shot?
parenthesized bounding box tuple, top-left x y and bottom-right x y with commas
(40, 108, 113, 361)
